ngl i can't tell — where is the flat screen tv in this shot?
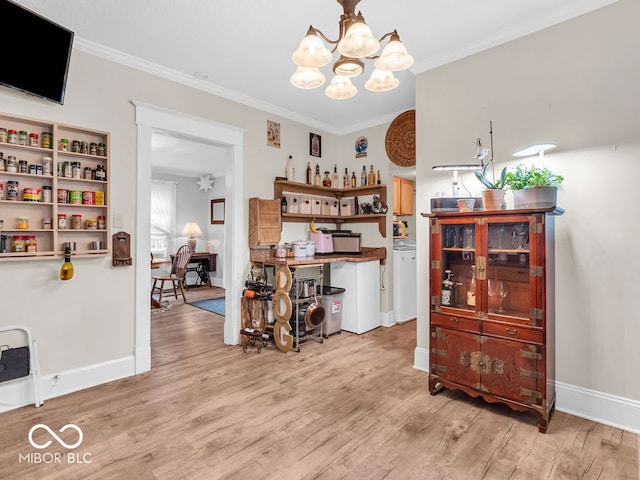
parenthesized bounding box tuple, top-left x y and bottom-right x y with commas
(0, 0, 74, 105)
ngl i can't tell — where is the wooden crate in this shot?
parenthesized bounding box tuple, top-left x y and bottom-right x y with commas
(249, 198, 281, 248)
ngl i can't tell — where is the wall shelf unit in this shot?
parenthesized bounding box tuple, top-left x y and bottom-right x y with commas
(0, 112, 110, 260)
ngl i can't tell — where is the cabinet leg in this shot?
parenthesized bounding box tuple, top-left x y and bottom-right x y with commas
(429, 376, 444, 396)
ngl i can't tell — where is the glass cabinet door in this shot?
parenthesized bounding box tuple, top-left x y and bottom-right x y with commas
(439, 222, 477, 313)
(485, 220, 531, 319)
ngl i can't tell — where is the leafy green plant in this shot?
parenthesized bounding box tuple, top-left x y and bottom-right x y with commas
(504, 164, 564, 190)
(475, 163, 507, 189)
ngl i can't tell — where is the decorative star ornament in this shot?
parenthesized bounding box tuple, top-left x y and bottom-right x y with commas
(197, 174, 214, 192)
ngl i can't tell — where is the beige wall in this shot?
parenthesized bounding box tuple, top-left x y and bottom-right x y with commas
(415, 0, 640, 400)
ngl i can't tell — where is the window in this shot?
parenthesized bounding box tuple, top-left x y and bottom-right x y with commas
(150, 180, 176, 258)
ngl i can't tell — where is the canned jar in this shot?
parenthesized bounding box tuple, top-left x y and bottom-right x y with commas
(42, 185, 52, 203)
(0, 127, 7, 143)
(42, 156, 52, 175)
(85, 218, 97, 230)
(13, 235, 25, 252)
(60, 138, 69, 151)
(71, 214, 82, 229)
(57, 214, 67, 229)
(0, 153, 4, 172)
(72, 162, 81, 178)
(97, 215, 105, 230)
(80, 141, 88, 154)
(82, 191, 94, 205)
(0, 182, 3, 200)
(43, 217, 52, 229)
(94, 165, 106, 181)
(16, 216, 29, 229)
(41, 131, 52, 149)
(72, 140, 80, 153)
(89, 142, 97, 155)
(6, 155, 17, 172)
(63, 161, 72, 178)
(97, 143, 106, 156)
(84, 167, 93, 179)
(22, 188, 41, 202)
(18, 160, 28, 173)
(26, 235, 37, 253)
(29, 133, 39, 147)
(7, 181, 19, 200)
(94, 191, 104, 205)
(7, 130, 18, 144)
(57, 189, 69, 203)
(69, 190, 82, 204)
(18, 130, 28, 146)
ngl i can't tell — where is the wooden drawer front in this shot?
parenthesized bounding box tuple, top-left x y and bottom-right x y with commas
(431, 312, 480, 333)
(482, 321, 543, 344)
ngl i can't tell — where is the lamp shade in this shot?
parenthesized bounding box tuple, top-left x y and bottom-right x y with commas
(181, 222, 203, 238)
(325, 75, 357, 100)
(292, 33, 332, 68)
(365, 69, 399, 92)
(375, 34, 414, 72)
(332, 55, 365, 78)
(290, 66, 326, 89)
(337, 17, 380, 58)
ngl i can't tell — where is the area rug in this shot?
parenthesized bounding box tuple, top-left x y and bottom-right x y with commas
(190, 298, 225, 316)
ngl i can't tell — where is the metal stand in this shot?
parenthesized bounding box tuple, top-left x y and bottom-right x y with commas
(290, 265, 325, 352)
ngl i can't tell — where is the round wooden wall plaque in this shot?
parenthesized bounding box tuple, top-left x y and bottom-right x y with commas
(385, 109, 416, 167)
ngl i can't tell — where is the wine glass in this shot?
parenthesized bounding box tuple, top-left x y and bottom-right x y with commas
(496, 281, 508, 312)
(496, 225, 505, 249)
(514, 223, 528, 249)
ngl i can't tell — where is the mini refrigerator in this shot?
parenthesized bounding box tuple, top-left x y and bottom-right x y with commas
(330, 260, 380, 334)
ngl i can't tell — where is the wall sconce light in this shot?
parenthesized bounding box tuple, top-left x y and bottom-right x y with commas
(181, 222, 203, 252)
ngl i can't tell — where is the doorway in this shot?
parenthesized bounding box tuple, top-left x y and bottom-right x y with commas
(133, 101, 245, 374)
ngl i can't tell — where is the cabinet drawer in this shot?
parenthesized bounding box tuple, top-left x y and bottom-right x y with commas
(431, 312, 480, 333)
(482, 321, 543, 344)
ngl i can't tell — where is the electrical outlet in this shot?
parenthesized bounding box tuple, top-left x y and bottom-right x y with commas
(113, 213, 123, 228)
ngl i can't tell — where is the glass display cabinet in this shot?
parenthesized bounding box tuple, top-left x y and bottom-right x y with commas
(423, 206, 563, 432)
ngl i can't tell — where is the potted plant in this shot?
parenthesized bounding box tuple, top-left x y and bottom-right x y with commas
(505, 164, 564, 208)
(475, 163, 508, 210)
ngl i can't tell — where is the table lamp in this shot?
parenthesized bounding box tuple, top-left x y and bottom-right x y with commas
(181, 222, 203, 252)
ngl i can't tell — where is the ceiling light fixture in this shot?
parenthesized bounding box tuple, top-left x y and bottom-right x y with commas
(290, 0, 413, 99)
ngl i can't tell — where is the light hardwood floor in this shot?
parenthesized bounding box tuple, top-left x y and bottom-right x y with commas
(1, 287, 638, 479)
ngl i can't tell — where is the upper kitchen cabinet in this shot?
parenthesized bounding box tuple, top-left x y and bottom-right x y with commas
(393, 176, 414, 216)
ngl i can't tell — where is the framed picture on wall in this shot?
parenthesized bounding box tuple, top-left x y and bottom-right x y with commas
(210, 198, 225, 224)
(310, 133, 321, 157)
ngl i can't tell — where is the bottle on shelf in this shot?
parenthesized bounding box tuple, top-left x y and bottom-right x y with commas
(281, 195, 288, 214)
(377, 169, 381, 184)
(314, 164, 321, 186)
(442, 270, 454, 306)
(360, 165, 367, 186)
(286, 155, 295, 182)
(467, 265, 476, 307)
(60, 247, 74, 281)
(351, 171, 356, 188)
(368, 165, 375, 185)
(306, 162, 312, 185)
(332, 164, 339, 188)
(322, 171, 331, 187)
(343, 168, 349, 189)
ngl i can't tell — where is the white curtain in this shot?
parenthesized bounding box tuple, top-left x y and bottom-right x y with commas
(150, 180, 176, 258)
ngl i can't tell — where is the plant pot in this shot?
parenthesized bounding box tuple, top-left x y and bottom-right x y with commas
(481, 189, 505, 210)
(512, 186, 557, 209)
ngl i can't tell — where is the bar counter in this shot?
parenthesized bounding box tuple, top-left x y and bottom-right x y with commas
(249, 247, 386, 266)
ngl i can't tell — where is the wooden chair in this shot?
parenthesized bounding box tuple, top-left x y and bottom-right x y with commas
(151, 245, 191, 304)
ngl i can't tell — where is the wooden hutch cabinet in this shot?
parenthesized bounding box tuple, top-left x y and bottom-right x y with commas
(424, 207, 563, 432)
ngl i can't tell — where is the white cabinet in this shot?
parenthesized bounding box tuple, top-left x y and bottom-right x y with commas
(330, 260, 380, 334)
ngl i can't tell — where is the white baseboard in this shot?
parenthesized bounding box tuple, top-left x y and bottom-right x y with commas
(413, 347, 640, 434)
(380, 311, 396, 328)
(0, 356, 135, 414)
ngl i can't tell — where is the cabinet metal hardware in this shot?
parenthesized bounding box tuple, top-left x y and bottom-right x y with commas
(449, 317, 459, 323)
(476, 256, 487, 280)
(520, 368, 542, 379)
(505, 327, 518, 336)
(520, 348, 542, 360)
(432, 348, 447, 357)
(431, 260, 440, 270)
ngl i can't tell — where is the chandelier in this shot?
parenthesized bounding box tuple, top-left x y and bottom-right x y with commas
(290, 0, 414, 100)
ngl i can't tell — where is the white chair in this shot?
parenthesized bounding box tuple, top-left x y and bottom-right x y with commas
(0, 325, 43, 407)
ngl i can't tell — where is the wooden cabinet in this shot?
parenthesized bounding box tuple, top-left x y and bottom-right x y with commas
(248, 198, 281, 247)
(273, 180, 387, 237)
(424, 207, 563, 432)
(393, 176, 414, 216)
(0, 112, 110, 260)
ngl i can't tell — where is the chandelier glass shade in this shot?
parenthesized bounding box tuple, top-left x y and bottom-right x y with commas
(291, 0, 413, 99)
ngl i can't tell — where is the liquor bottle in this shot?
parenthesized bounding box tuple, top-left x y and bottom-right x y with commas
(306, 161, 312, 184)
(322, 171, 332, 187)
(360, 165, 367, 186)
(281, 195, 288, 214)
(377, 169, 381, 184)
(60, 247, 74, 280)
(367, 164, 375, 185)
(332, 164, 340, 188)
(441, 270, 454, 306)
(314, 164, 321, 186)
(286, 155, 295, 182)
(343, 168, 349, 188)
(467, 265, 476, 307)
(351, 171, 356, 188)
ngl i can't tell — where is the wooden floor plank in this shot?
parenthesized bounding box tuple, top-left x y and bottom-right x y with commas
(0, 288, 637, 479)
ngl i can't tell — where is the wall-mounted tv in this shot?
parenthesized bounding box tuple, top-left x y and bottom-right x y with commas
(0, 0, 74, 105)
